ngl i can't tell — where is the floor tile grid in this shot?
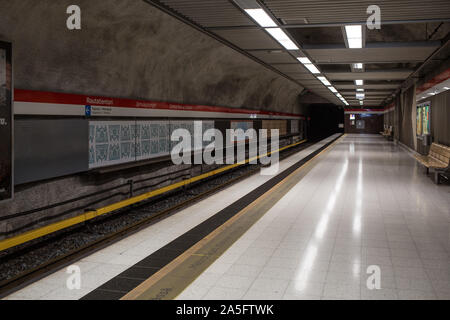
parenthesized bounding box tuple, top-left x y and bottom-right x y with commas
(182, 135, 446, 300)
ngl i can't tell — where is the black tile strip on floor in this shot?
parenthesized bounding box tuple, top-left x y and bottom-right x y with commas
(81, 134, 343, 300)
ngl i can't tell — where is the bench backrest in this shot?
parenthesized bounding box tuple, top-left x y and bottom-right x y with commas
(429, 143, 450, 165)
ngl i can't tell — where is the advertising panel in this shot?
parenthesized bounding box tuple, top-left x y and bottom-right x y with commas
(0, 41, 13, 202)
(416, 101, 431, 136)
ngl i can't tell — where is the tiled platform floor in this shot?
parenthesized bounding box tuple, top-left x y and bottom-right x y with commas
(177, 134, 450, 300)
(4, 135, 339, 300)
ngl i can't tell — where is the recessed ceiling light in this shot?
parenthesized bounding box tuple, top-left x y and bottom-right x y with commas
(356, 93, 365, 100)
(298, 57, 312, 64)
(353, 63, 363, 69)
(356, 88, 364, 92)
(317, 76, 331, 86)
(304, 63, 320, 74)
(245, 8, 277, 27)
(345, 25, 363, 49)
(265, 28, 299, 50)
(355, 80, 364, 86)
(329, 86, 338, 93)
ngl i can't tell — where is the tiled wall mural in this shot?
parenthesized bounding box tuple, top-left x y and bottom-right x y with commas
(201, 121, 215, 148)
(170, 121, 215, 151)
(230, 121, 254, 143)
(262, 120, 287, 137)
(89, 121, 135, 168)
(89, 120, 214, 169)
(136, 121, 171, 161)
(291, 120, 299, 134)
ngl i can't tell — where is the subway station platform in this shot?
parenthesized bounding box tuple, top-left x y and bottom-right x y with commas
(5, 134, 449, 300)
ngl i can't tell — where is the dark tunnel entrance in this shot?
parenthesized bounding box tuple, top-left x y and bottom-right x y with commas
(307, 104, 345, 141)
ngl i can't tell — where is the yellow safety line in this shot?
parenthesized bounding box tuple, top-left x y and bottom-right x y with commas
(122, 134, 345, 300)
(0, 139, 307, 252)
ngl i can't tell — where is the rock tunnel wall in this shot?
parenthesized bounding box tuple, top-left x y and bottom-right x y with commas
(0, 0, 307, 240)
(0, 0, 304, 114)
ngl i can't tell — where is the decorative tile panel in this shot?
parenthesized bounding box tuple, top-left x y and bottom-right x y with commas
(230, 121, 254, 143)
(136, 121, 171, 161)
(170, 120, 215, 152)
(89, 120, 215, 169)
(290, 120, 299, 134)
(89, 121, 135, 168)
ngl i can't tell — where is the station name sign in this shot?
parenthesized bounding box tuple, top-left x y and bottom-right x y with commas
(0, 41, 13, 202)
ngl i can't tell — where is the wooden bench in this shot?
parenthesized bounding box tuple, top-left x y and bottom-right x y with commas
(380, 126, 393, 140)
(414, 142, 450, 184)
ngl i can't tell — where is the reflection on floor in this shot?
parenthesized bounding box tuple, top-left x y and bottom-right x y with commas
(4, 135, 338, 300)
(177, 134, 450, 300)
(4, 134, 449, 300)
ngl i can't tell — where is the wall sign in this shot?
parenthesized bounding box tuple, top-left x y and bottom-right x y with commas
(0, 41, 13, 202)
(85, 105, 91, 117)
(416, 101, 431, 137)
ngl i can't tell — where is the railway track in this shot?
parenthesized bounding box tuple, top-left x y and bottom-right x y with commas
(0, 140, 312, 298)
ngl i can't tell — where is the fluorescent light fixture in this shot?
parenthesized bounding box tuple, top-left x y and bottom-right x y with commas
(265, 28, 299, 50)
(344, 101, 349, 106)
(304, 63, 320, 74)
(348, 38, 362, 49)
(355, 80, 364, 86)
(353, 63, 363, 69)
(356, 88, 364, 92)
(298, 57, 312, 64)
(345, 25, 363, 49)
(298, 57, 321, 74)
(360, 101, 364, 105)
(329, 87, 337, 93)
(245, 8, 277, 27)
(317, 76, 331, 86)
(444, 87, 450, 90)
(356, 93, 365, 100)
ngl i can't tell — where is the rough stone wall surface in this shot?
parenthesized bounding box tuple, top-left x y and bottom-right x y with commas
(0, 1, 306, 239)
(0, 137, 293, 240)
(0, 0, 304, 114)
(0, 161, 195, 240)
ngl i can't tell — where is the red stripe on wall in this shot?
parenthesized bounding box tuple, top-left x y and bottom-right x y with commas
(14, 89, 305, 119)
(416, 68, 450, 94)
(345, 108, 385, 112)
